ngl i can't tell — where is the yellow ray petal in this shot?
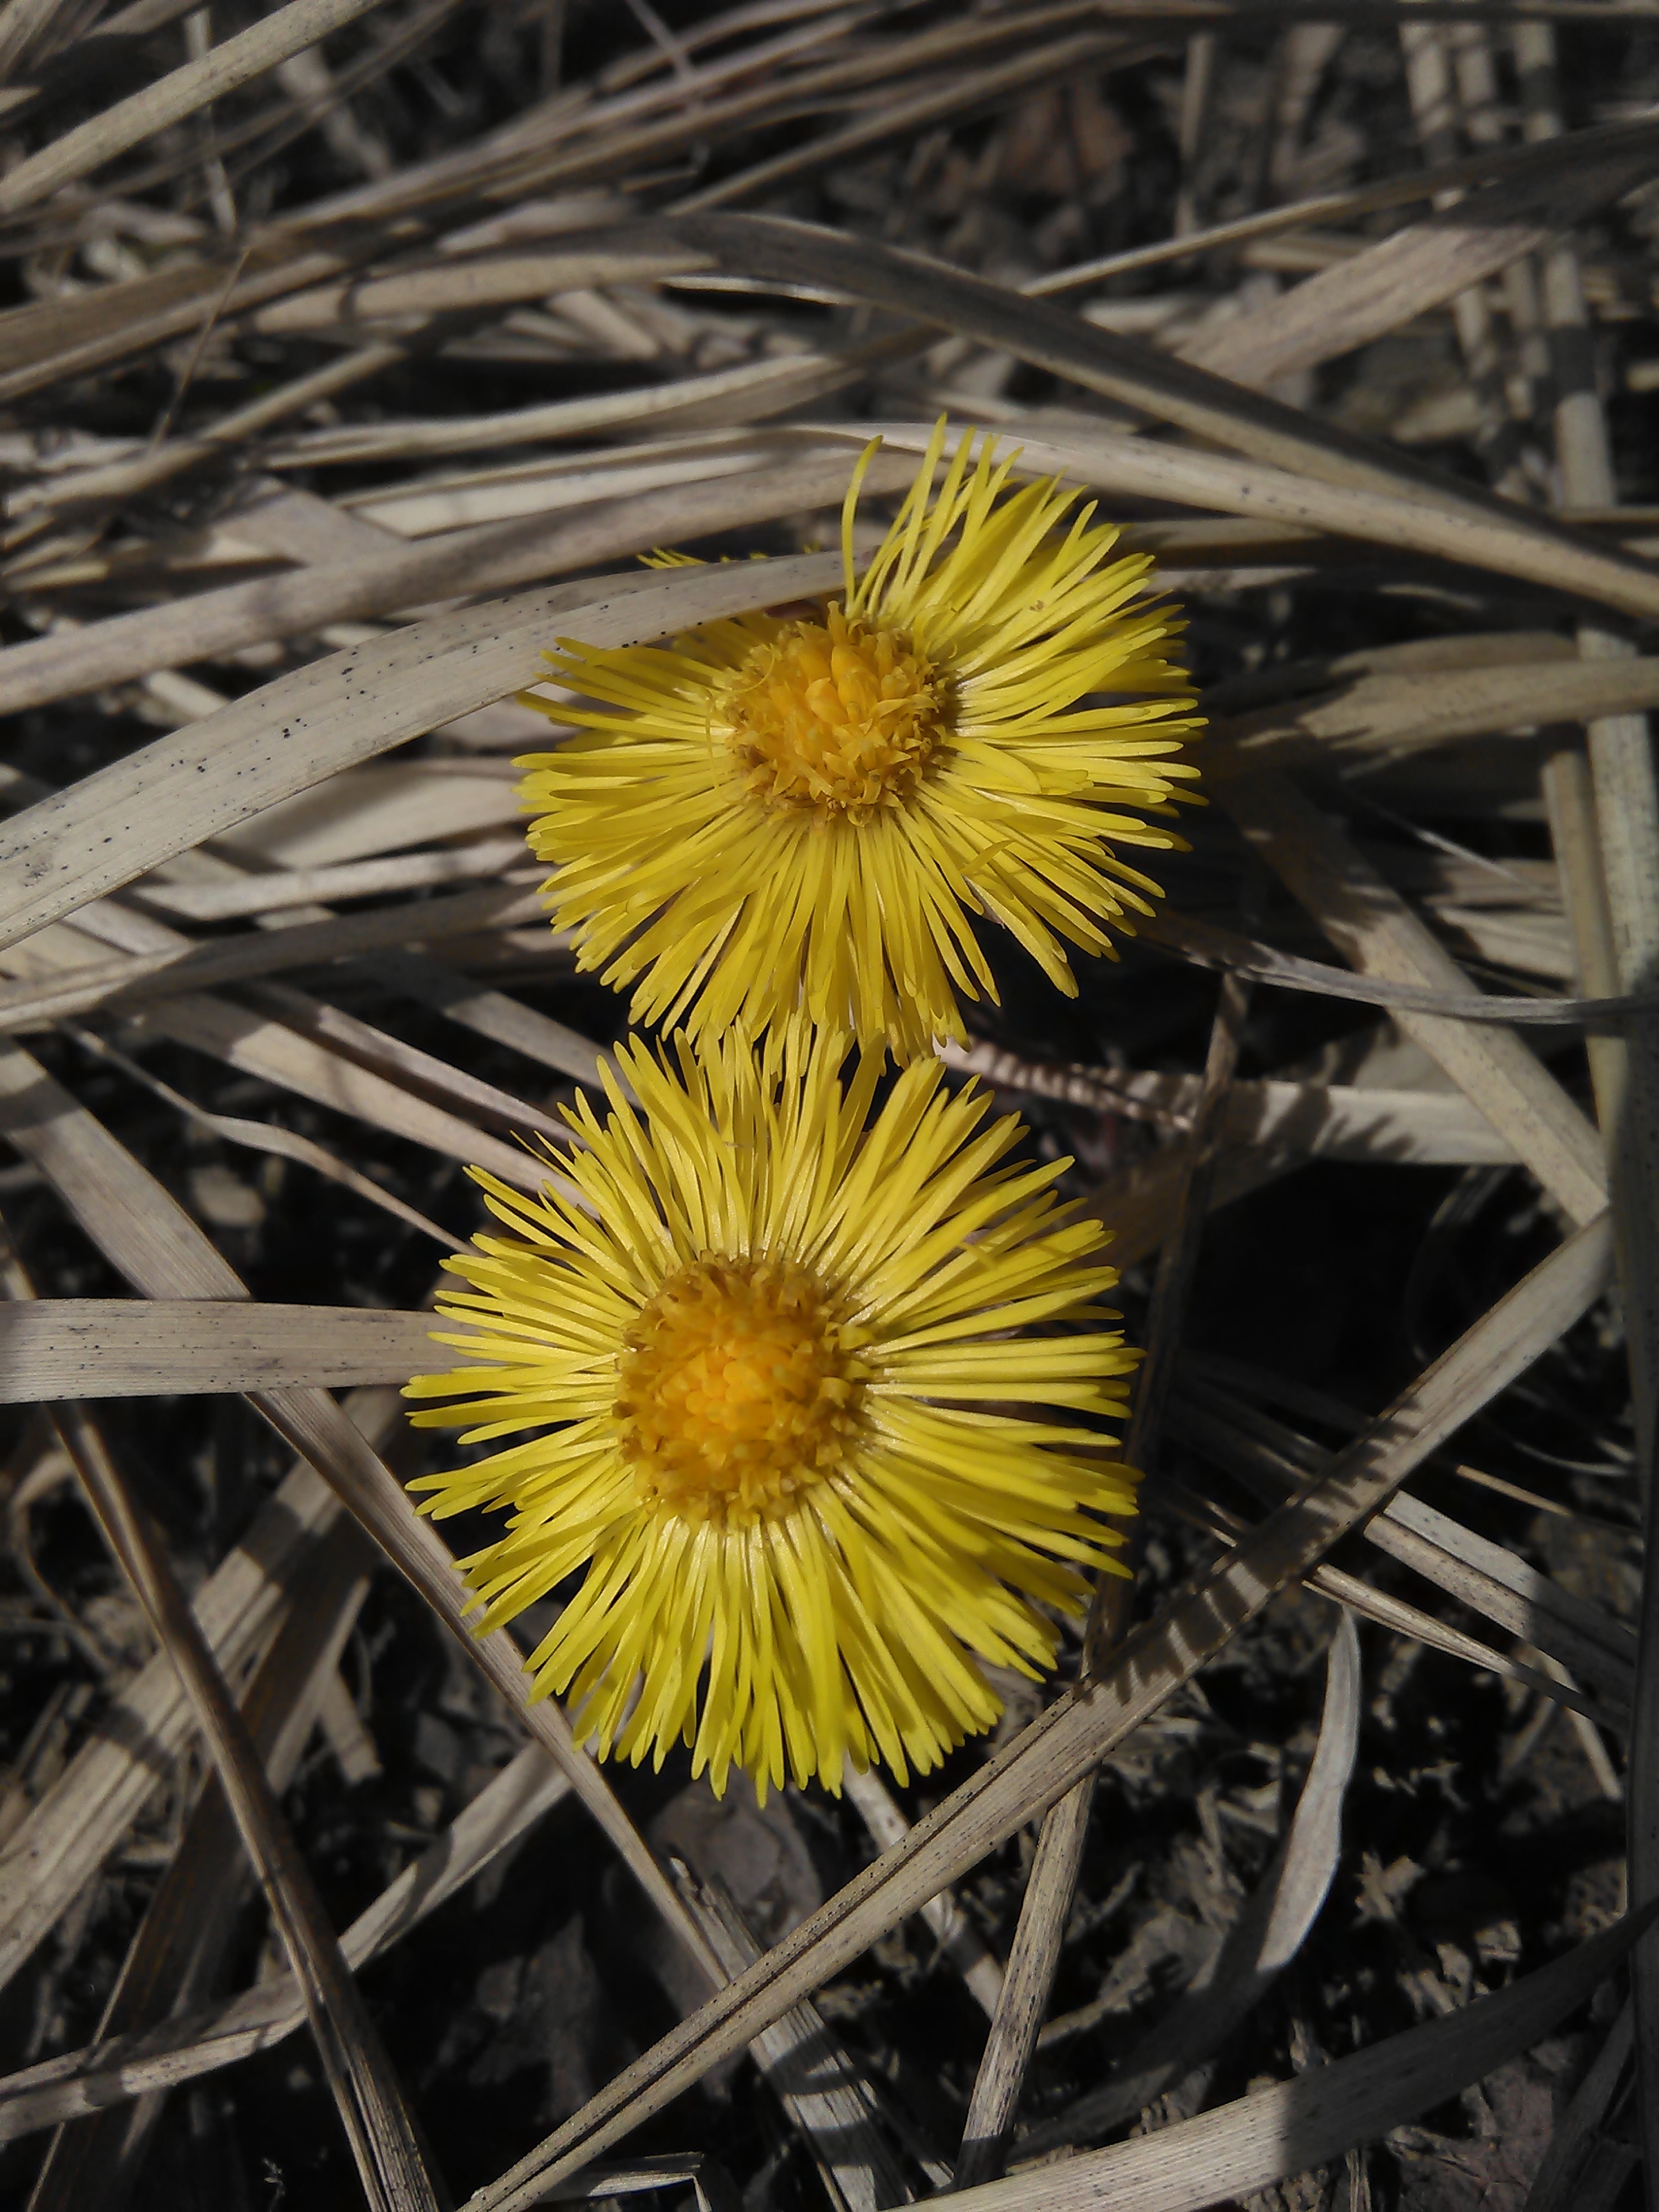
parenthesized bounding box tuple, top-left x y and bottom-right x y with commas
(404, 1031, 1139, 1794)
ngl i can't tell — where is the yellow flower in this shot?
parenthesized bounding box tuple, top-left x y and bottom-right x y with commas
(518, 421, 1201, 1063)
(404, 1031, 1138, 1797)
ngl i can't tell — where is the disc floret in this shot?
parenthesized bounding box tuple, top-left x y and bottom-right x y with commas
(720, 603, 945, 817)
(617, 1255, 865, 1523)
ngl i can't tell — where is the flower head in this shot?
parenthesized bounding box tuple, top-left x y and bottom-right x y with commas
(518, 422, 1201, 1063)
(405, 1033, 1138, 1798)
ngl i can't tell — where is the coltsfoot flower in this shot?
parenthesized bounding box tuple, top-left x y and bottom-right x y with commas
(518, 421, 1201, 1063)
(405, 1032, 1138, 1797)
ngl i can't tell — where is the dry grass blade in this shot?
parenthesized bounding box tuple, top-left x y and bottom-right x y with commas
(677, 1865, 912, 2212)
(0, 1298, 438, 1398)
(1100, 954, 1254, 1586)
(958, 935, 1255, 2190)
(0, 232, 706, 407)
(243, 977, 571, 1144)
(244, 241, 711, 337)
(1027, 110, 1659, 299)
(1081, 1138, 1294, 1275)
(0, 880, 542, 1026)
(5, 345, 408, 519)
(671, 28, 1146, 214)
(1177, 140, 1655, 388)
(1, 919, 554, 1192)
(0, 1427, 357, 1992)
(1138, 906, 1656, 1028)
(24, 1514, 375, 2209)
(203, 755, 523, 865)
(0, 232, 700, 409)
(1022, 1615, 1361, 2155)
(7, 14, 1654, 2195)
(264, 341, 906, 469)
(1544, 756, 1642, 1353)
(1523, 1998, 1634, 2212)
(1512, 30, 1659, 2165)
(1159, 1479, 1613, 1724)
(1360, 1491, 1632, 1687)
(465, 1212, 1615, 2212)
(132, 987, 556, 1194)
(953, 1779, 1094, 2192)
(0, 1035, 243, 1300)
(255, 1375, 720, 1982)
(119, 0, 469, 205)
(0, 467, 865, 726)
(0, 1743, 574, 2140)
(1168, 1389, 1635, 1712)
(395, 4, 1100, 223)
(0, 243, 349, 409)
(0, 883, 546, 1031)
(1218, 773, 1607, 1221)
(64, 1022, 469, 1250)
(366, 957, 604, 1089)
(0, 1036, 719, 1987)
(140, 840, 529, 920)
(1210, 657, 1659, 775)
(35, 1394, 443, 2212)
(0, 0, 400, 218)
(954, 1904, 1657, 2212)
(675, 215, 1659, 617)
(1, 1230, 435, 2204)
(840, 1768, 1004, 2021)
(7, 867, 579, 1181)
(0, 547, 845, 950)
(0, 0, 92, 83)
(535, 2155, 738, 2209)
(948, 1043, 1519, 1165)
(823, 415, 1659, 630)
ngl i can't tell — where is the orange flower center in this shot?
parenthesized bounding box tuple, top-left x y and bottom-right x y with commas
(615, 1256, 865, 1524)
(719, 602, 945, 817)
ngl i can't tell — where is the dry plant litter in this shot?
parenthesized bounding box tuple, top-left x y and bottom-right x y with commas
(1, 3, 1658, 2209)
